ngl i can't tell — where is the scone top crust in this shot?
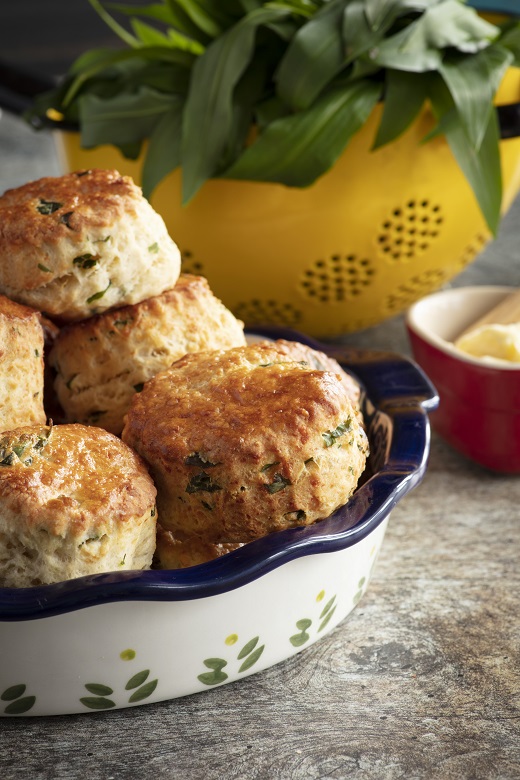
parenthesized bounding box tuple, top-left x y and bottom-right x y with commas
(122, 341, 368, 542)
(0, 170, 135, 284)
(0, 423, 156, 540)
(0, 294, 41, 322)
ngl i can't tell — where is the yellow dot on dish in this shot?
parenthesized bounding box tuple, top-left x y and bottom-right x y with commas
(370, 545, 376, 557)
(225, 634, 238, 646)
(316, 590, 325, 602)
(120, 649, 136, 661)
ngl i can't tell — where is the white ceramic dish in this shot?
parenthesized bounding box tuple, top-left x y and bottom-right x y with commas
(0, 328, 437, 716)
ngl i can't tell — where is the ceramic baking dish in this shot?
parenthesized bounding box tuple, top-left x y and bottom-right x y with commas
(0, 327, 437, 716)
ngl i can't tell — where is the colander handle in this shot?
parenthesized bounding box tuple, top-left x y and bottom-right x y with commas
(498, 103, 520, 139)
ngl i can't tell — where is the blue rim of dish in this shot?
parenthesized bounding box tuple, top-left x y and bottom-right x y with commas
(0, 327, 438, 621)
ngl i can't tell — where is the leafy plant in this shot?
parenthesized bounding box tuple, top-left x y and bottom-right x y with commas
(28, 0, 520, 233)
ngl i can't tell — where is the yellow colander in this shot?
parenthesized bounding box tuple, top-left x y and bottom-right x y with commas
(57, 68, 520, 338)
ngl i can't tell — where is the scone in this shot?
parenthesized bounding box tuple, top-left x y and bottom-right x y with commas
(0, 169, 180, 321)
(49, 274, 246, 434)
(0, 294, 46, 432)
(122, 341, 369, 544)
(262, 338, 362, 418)
(154, 525, 243, 569)
(0, 423, 157, 587)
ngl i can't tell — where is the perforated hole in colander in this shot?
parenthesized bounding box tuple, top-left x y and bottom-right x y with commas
(385, 269, 450, 314)
(180, 250, 205, 276)
(457, 232, 489, 271)
(377, 200, 444, 262)
(299, 254, 376, 303)
(234, 299, 303, 327)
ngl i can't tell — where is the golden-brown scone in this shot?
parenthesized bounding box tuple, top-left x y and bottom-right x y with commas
(122, 341, 369, 544)
(154, 525, 243, 569)
(0, 169, 180, 321)
(0, 295, 46, 432)
(49, 274, 246, 434)
(261, 338, 362, 416)
(0, 423, 157, 587)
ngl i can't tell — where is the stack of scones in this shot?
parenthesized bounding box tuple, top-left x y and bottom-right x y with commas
(0, 169, 369, 587)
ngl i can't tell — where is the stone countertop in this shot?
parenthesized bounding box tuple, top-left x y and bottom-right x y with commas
(0, 111, 519, 780)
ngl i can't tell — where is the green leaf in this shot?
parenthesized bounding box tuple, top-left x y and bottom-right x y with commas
(265, 0, 318, 19)
(84, 683, 114, 696)
(318, 605, 337, 632)
(4, 696, 36, 715)
(428, 75, 502, 235)
(64, 46, 195, 106)
(343, 0, 385, 64)
(174, 0, 224, 38)
(237, 636, 259, 659)
(202, 657, 228, 670)
(125, 669, 150, 690)
(238, 644, 264, 672)
(254, 96, 290, 130)
(275, 0, 346, 110)
(131, 17, 171, 46)
(181, 5, 291, 202)
(186, 470, 222, 493)
(1, 684, 26, 701)
(197, 670, 228, 685)
(439, 45, 513, 152)
(223, 80, 381, 186)
(80, 696, 116, 710)
(364, 0, 436, 33)
(373, 69, 429, 149)
(79, 86, 180, 150)
(128, 679, 158, 702)
(87, 281, 112, 305)
(142, 99, 183, 197)
(369, 1, 500, 73)
(265, 473, 292, 494)
(319, 595, 336, 619)
(296, 618, 312, 630)
(498, 20, 520, 65)
(89, 0, 140, 47)
(107, 1, 213, 41)
(197, 657, 228, 685)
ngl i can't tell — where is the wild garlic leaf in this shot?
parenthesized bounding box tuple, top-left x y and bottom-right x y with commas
(373, 70, 430, 149)
(275, 0, 346, 111)
(107, 1, 212, 42)
(64, 46, 195, 107)
(439, 44, 513, 152)
(79, 87, 182, 149)
(223, 80, 381, 186)
(369, 1, 500, 73)
(181, 5, 292, 203)
(428, 75, 502, 236)
(265, 473, 291, 493)
(186, 471, 222, 493)
(364, 0, 437, 34)
(141, 99, 184, 197)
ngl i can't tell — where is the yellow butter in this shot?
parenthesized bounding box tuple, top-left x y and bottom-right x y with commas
(455, 323, 520, 363)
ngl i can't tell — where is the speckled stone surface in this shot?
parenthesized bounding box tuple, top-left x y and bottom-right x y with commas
(0, 111, 519, 780)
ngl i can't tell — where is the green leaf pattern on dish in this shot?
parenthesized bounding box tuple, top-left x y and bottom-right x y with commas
(1, 684, 36, 715)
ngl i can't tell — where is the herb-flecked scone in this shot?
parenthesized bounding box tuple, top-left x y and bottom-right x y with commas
(0, 423, 157, 587)
(260, 338, 362, 421)
(154, 525, 243, 569)
(0, 294, 46, 432)
(122, 341, 369, 545)
(49, 274, 246, 434)
(0, 169, 181, 321)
